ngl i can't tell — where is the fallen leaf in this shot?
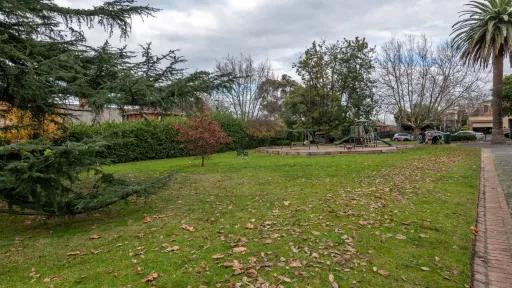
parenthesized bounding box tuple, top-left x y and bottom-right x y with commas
(212, 254, 225, 259)
(233, 269, 243, 275)
(420, 267, 430, 271)
(66, 251, 81, 256)
(245, 223, 255, 229)
(166, 246, 180, 252)
(395, 234, 407, 240)
(246, 269, 258, 278)
(288, 259, 302, 267)
(181, 224, 195, 232)
(143, 272, 159, 282)
(143, 216, 152, 224)
(378, 269, 390, 277)
(278, 275, 292, 283)
(89, 235, 101, 240)
(134, 266, 143, 274)
(232, 247, 247, 253)
(329, 274, 339, 288)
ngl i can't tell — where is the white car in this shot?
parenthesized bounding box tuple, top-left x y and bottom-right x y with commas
(393, 133, 414, 141)
(475, 132, 485, 141)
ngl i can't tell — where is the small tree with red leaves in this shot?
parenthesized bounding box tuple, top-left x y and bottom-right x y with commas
(176, 111, 231, 167)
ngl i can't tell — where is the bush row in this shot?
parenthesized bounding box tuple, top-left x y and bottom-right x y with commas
(63, 113, 285, 163)
(64, 118, 188, 163)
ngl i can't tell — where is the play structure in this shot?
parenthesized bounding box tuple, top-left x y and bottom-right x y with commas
(284, 129, 319, 149)
(258, 120, 396, 156)
(335, 120, 393, 148)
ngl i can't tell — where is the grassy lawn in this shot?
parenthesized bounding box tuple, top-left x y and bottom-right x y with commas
(0, 146, 480, 287)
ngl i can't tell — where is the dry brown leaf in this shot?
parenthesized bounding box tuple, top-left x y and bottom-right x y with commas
(233, 269, 243, 275)
(232, 246, 247, 253)
(288, 259, 302, 267)
(328, 274, 339, 288)
(212, 254, 225, 259)
(134, 266, 143, 274)
(89, 235, 101, 240)
(278, 275, 292, 283)
(246, 269, 258, 278)
(143, 216, 152, 224)
(143, 272, 159, 282)
(245, 223, 255, 229)
(181, 224, 195, 232)
(378, 269, 390, 277)
(166, 246, 180, 252)
(66, 251, 81, 256)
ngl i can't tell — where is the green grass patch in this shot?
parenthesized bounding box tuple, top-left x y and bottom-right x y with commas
(0, 146, 480, 287)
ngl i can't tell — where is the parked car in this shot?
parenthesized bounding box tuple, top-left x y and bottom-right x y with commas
(426, 130, 444, 138)
(393, 133, 414, 141)
(455, 131, 485, 141)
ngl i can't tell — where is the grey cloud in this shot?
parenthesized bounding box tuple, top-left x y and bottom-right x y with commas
(66, 0, 470, 75)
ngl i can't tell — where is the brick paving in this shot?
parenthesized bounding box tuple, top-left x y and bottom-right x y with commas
(472, 148, 512, 288)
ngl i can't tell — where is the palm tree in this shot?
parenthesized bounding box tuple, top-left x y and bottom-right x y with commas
(452, 0, 512, 144)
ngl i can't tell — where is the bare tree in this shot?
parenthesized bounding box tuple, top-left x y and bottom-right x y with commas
(215, 54, 273, 121)
(377, 35, 487, 133)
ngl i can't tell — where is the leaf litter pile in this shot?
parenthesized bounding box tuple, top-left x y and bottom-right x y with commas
(0, 147, 480, 287)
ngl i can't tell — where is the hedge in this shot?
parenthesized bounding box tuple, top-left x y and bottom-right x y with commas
(63, 115, 288, 164)
(211, 112, 286, 150)
(211, 111, 249, 151)
(64, 118, 188, 163)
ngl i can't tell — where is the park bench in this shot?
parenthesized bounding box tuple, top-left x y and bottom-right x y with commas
(237, 149, 248, 158)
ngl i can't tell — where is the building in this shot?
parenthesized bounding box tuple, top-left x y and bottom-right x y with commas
(0, 101, 180, 127)
(468, 100, 512, 135)
(62, 104, 123, 124)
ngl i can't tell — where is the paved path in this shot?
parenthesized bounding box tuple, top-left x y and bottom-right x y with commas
(472, 148, 512, 288)
(492, 146, 512, 209)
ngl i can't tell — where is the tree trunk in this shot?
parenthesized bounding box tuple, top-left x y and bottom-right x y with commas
(492, 54, 506, 144)
(413, 126, 421, 137)
(201, 155, 205, 167)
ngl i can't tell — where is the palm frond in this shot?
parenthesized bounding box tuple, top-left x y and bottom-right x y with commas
(452, 0, 512, 67)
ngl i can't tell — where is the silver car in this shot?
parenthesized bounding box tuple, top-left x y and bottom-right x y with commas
(393, 133, 414, 141)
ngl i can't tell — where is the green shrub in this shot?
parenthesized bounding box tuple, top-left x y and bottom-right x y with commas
(450, 134, 477, 142)
(65, 118, 188, 163)
(211, 111, 249, 151)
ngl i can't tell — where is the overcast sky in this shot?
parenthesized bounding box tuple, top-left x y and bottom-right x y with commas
(56, 0, 474, 76)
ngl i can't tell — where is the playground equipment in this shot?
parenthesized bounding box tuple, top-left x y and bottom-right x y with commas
(335, 120, 393, 148)
(282, 129, 320, 150)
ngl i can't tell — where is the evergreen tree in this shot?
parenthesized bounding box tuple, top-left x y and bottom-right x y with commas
(0, 0, 157, 130)
(0, 1, 174, 216)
